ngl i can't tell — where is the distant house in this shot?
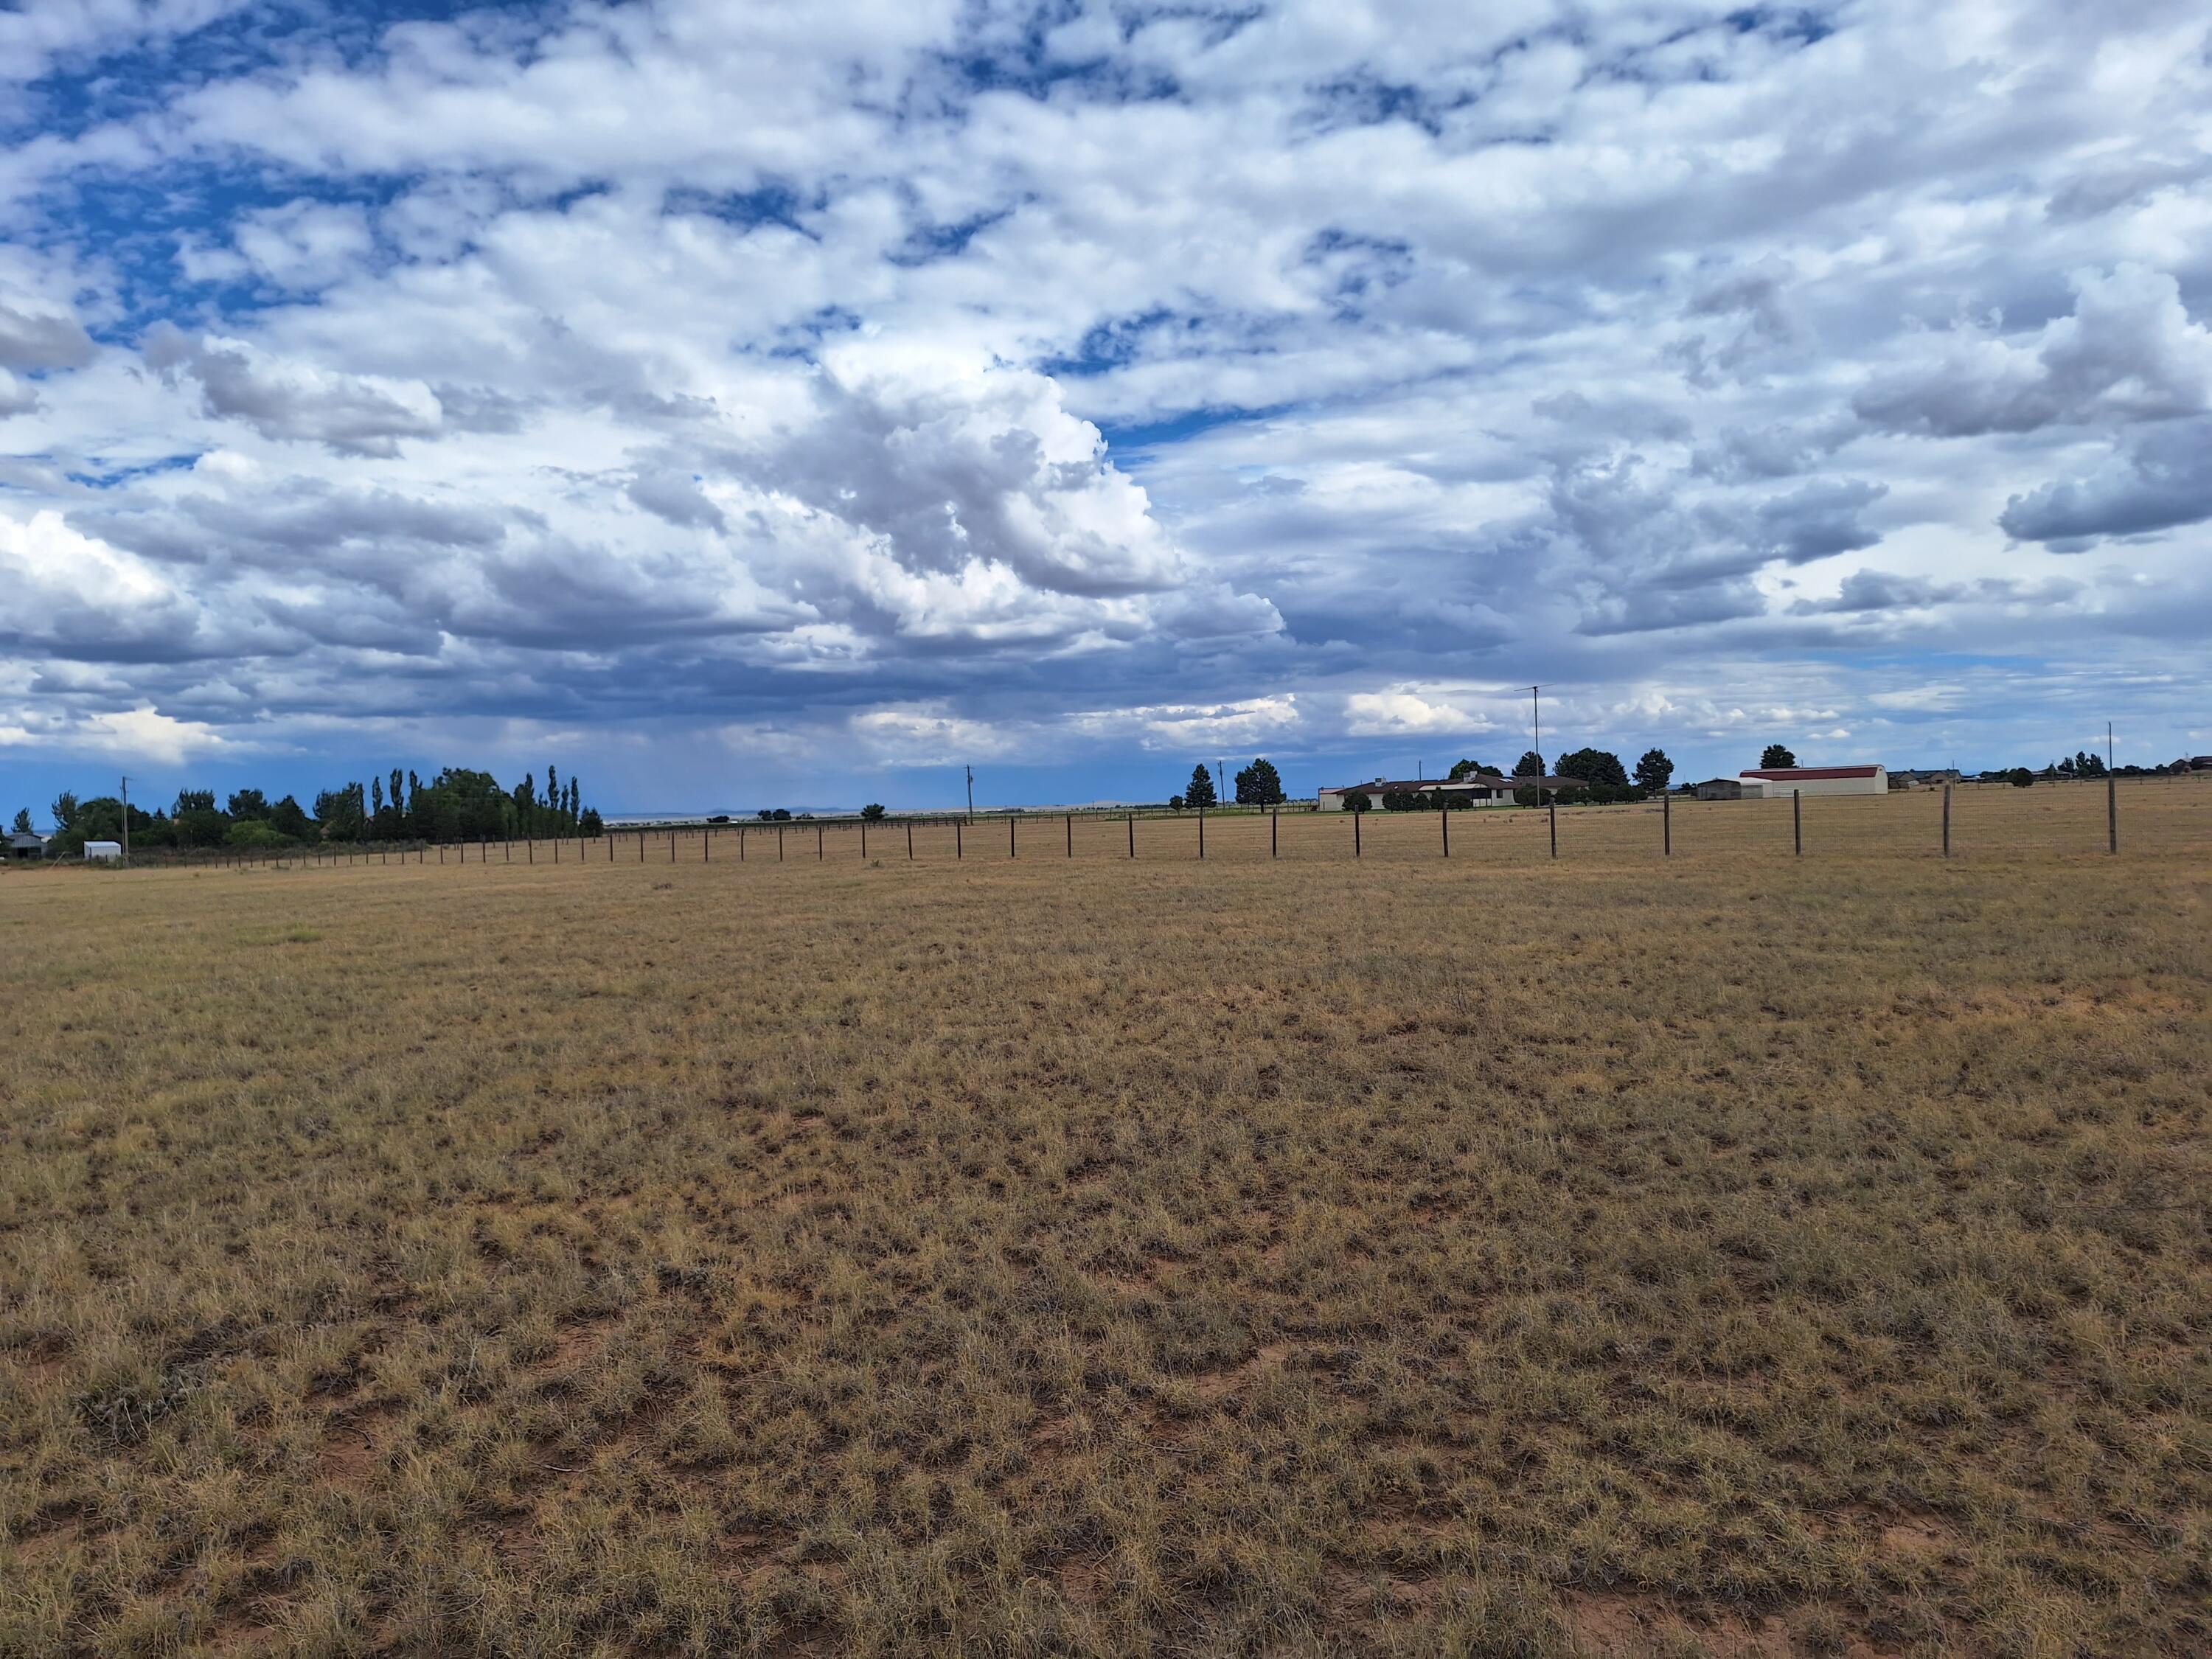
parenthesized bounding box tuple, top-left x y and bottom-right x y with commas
(1315, 771, 1588, 810)
(2192, 757, 2212, 773)
(82, 840, 122, 863)
(6, 830, 46, 860)
(1693, 778, 1748, 801)
(1888, 768, 1960, 789)
(1737, 765, 1887, 798)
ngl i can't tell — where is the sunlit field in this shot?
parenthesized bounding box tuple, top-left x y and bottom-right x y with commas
(2, 780, 2207, 1657)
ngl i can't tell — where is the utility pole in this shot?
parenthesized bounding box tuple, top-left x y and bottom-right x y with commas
(1526, 685, 1544, 771)
(964, 765, 974, 824)
(119, 776, 130, 866)
(1217, 760, 1225, 805)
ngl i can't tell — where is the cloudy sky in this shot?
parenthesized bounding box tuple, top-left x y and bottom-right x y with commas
(1, 0, 2208, 815)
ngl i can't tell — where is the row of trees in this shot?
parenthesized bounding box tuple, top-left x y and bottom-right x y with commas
(1168, 759, 1286, 812)
(34, 765, 602, 856)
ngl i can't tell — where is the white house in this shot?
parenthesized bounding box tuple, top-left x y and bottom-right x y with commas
(1315, 771, 1590, 810)
(82, 840, 123, 862)
(1736, 765, 1887, 798)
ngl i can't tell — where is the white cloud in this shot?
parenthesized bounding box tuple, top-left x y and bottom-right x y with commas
(1343, 689, 1499, 737)
(80, 705, 236, 763)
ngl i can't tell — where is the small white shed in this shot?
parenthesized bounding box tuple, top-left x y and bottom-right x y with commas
(82, 840, 123, 862)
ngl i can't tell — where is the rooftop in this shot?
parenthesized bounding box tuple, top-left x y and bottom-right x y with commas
(1741, 765, 1884, 781)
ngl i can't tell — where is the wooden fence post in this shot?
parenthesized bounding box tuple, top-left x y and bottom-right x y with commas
(1441, 805, 1450, 858)
(1793, 789, 1802, 857)
(1548, 794, 1557, 859)
(1197, 809, 1204, 860)
(2107, 772, 2118, 855)
(956, 819, 962, 860)
(1271, 810, 1278, 858)
(1127, 814, 1134, 858)
(1941, 785, 1951, 857)
(817, 825, 824, 860)
(1065, 813, 1072, 858)
(907, 821, 914, 860)
(1354, 810, 1361, 859)
(1009, 814, 1015, 858)
(1663, 789, 1671, 858)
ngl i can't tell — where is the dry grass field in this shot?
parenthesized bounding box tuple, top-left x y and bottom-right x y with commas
(2, 781, 2208, 1658)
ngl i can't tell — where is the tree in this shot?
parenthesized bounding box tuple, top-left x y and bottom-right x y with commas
(1168, 794, 1184, 811)
(171, 789, 229, 848)
(316, 783, 366, 841)
(1183, 763, 1217, 810)
(1760, 744, 1797, 769)
(1633, 748, 1674, 793)
(226, 818, 285, 848)
(2008, 768, 2034, 788)
(1447, 758, 1495, 782)
(1381, 789, 1425, 811)
(1233, 758, 1284, 806)
(1340, 790, 1371, 813)
(269, 796, 313, 841)
(580, 808, 604, 838)
(9, 808, 29, 835)
(1513, 751, 1545, 778)
(861, 803, 887, 821)
(771, 808, 792, 821)
(51, 792, 79, 831)
(1554, 748, 1628, 788)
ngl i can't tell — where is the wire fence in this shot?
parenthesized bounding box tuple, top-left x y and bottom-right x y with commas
(18, 777, 2205, 877)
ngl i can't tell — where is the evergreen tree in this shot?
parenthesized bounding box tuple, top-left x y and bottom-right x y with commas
(1513, 751, 1545, 777)
(1232, 757, 1284, 805)
(1554, 747, 1629, 788)
(1759, 743, 1797, 768)
(1184, 763, 1217, 810)
(1633, 748, 1674, 793)
(12, 807, 33, 835)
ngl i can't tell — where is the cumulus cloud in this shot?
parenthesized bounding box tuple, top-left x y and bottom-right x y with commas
(1999, 419, 2212, 548)
(1343, 689, 1498, 737)
(145, 325, 446, 456)
(1854, 266, 2212, 437)
(0, 300, 96, 371)
(627, 470, 726, 531)
(0, 511, 200, 653)
(768, 358, 1188, 599)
